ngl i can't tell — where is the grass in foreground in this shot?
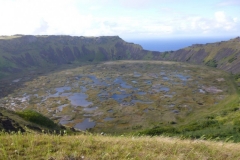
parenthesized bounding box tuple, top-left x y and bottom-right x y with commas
(1, 132, 240, 160)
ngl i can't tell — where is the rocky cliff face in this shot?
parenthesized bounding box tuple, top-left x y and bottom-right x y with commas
(1, 35, 240, 78)
(0, 35, 153, 78)
(161, 37, 240, 74)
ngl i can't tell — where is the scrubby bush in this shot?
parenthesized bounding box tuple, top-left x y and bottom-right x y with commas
(140, 126, 179, 136)
(17, 110, 57, 128)
(206, 59, 218, 68)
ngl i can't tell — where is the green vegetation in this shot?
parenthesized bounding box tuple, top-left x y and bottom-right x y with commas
(1, 60, 239, 140)
(1, 35, 240, 158)
(1, 132, 240, 159)
(0, 35, 146, 80)
(143, 52, 153, 60)
(16, 110, 58, 128)
(228, 57, 237, 63)
(0, 107, 65, 134)
(205, 59, 218, 67)
(140, 75, 240, 142)
(161, 51, 170, 58)
(1, 61, 232, 135)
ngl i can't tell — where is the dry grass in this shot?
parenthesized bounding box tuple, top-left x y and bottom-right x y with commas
(1, 132, 240, 160)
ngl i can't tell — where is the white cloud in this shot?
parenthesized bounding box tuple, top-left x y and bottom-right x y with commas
(169, 11, 240, 37)
(0, 0, 239, 38)
(89, 6, 102, 11)
(215, 11, 227, 22)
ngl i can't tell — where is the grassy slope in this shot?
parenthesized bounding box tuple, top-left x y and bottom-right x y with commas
(1, 132, 240, 160)
(181, 37, 240, 73)
(0, 108, 62, 133)
(140, 71, 240, 142)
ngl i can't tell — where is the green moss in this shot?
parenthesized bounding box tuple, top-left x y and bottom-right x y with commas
(228, 57, 237, 63)
(16, 110, 58, 128)
(162, 52, 170, 59)
(205, 59, 218, 67)
(143, 52, 153, 60)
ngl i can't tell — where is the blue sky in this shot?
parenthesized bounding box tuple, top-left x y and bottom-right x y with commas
(0, 0, 239, 40)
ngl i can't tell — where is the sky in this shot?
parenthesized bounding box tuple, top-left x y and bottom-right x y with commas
(0, 0, 239, 40)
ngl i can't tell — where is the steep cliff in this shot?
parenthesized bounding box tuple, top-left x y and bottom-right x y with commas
(1, 35, 240, 78)
(0, 35, 154, 78)
(162, 37, 240, 74)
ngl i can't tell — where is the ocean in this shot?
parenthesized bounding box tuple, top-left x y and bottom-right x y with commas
(125, 37, 234, 52)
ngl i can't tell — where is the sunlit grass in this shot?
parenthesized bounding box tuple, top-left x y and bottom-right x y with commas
(1, 132, 240, 160)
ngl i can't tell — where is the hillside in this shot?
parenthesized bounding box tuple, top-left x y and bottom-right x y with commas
(0, 107, 64, 133)
(161, 37, 240, 74)
(1, 35, 240, 147)
(1, 35, 240, 79)
(0, 35, 155, 79)
(1, 132, 240, 159)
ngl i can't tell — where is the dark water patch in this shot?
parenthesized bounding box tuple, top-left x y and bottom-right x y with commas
(175, 74, 190, 81)
(153, 87, 169, 93)
(88, 75, 107, 86)
(162, 76, 169, 81)
(145, 80, 152, 85)
(98, 91, 109, 98)
(74, 118, 96, 130)
(67, 93, 93, 107)
(133, 87, 140, 91)
(172, 110, 180, 114)
(59, 116, 72, 125)
(143, 108, 149, 113)
(72, 82, 79, 88)
(75, 75, 82, 80)
(138, 92, 146, 95)
(53, 86, 71, 96)
(46, 86, 92, 107)
(113, 77, 124, 84)
(148, 73, 158, 78)
(118, 88, 126, 93)
(114, 77, 132, 89)
(133, 72, 141, 77)
(131, 100, 153, 104)
(80, 86, 88, 93)
(160, 72, 165, 76)
(111, 93, 130, 103)
(58, 104, 68, 112)
(160, 87, 170, 92)
(108, 109, 113, 113)
(98, 91, 109, 101)
(104, 117, 114, 121)
(152, 84, 169, 92)
(59, 119, 69, 125)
